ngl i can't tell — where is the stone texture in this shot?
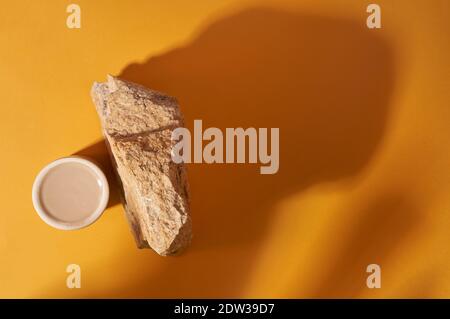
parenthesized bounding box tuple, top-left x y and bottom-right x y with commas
(91, 75, 191, 256)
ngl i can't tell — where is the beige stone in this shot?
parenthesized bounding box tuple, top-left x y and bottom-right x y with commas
(91, 75, 191, 256)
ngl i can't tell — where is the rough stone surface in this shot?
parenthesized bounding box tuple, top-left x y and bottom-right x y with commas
(91, 75, 191, 256)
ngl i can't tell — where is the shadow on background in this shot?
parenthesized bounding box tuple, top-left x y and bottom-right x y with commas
(310, 193, 422, 297)
(73, 140, 121, 209)
(74, 7, 395, 297)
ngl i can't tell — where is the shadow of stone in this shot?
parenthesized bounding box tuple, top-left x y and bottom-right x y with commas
(71, 7, 395, 297)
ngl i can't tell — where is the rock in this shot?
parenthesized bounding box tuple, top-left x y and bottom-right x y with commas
(91, 75, 191, 256)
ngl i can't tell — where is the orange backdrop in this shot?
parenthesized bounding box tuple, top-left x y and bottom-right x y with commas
(0, 0, 449, 298)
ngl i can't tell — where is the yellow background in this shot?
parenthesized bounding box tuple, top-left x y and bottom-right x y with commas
(0, 0, 449, 298)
